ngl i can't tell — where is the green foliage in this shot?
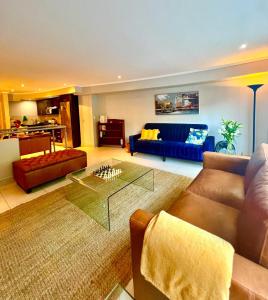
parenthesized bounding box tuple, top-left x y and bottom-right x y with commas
(218, 119, 242, 150)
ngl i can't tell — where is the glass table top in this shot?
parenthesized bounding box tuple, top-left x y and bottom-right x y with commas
(65, 159, 154, 230)
(67, 158, 153, 197)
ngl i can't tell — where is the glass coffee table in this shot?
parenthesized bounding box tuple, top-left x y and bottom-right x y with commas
(104, 283, 133, 300)
(65, 159, 154, 230)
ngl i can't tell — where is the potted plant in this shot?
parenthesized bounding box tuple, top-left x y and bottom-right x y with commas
(22, 115, 28, 125)
(216, 119, 242, 154)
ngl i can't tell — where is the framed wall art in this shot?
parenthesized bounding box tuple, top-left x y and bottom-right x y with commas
(155, 91, 199, 115)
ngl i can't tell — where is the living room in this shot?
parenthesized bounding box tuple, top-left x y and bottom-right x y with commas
(0, 1, 268, 299)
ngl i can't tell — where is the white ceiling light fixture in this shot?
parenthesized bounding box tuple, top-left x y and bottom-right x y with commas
(21, 83, 25, 87)
(117, 75, 122, 79)
(239, 43, 247, 50)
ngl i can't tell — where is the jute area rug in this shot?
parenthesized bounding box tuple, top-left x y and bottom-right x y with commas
(0, 169, 192, 299)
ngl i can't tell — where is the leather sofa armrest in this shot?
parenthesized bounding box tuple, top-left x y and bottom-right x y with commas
(231, 254, 268, 299)
(129, 133, 141, 153)
(203, 151, 250, 176)
(130, 210, 268, 300)
(130, 210, 168, 300)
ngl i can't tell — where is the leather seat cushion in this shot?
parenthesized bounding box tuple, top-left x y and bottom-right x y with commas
(13, 149, 86, 173)
(187, 168, 245, 209)
(168, 190, 239, 247)
(238, 162, 268, 268)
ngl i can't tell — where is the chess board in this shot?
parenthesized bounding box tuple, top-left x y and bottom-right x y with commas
(93, 165, 122, 181)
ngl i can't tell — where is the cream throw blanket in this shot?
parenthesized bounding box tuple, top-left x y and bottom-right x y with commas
(141, 211, 234, 300)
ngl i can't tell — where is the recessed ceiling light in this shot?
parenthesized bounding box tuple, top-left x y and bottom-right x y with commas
(117, 75, 122, 79)
(21, 83, 25, 87)
(63, 83, 67, 86)
(239, 43, 247, 50)
(10, 89, 15, 92)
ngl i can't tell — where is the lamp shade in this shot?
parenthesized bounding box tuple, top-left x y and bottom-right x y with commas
(248, 84, 264, 92)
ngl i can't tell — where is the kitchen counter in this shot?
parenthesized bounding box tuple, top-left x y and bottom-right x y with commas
(18, 133, 51, 139)
(0, 124, 66, 134)
(0, 125, 68, 150)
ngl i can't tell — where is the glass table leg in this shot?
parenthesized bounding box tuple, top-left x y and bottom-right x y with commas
(65, 181, 110, 230)
(105, 284, 134, 300)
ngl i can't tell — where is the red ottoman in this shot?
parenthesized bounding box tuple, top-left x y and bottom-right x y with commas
(13, 149, 87, 193)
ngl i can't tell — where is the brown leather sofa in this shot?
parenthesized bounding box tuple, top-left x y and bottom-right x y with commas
(130, 143, 268, 300)
(13, 149, 87, 192)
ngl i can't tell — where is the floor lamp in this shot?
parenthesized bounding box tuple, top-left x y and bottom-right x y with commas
(248, 84, 263, 153)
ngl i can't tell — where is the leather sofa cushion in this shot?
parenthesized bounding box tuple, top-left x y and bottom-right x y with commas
(244, 143, 268, 191)
(13, 149, 86, 173)
(238, 162, 268, 269)
(187, 168, 245, 209)
(168, 190, 239, 247)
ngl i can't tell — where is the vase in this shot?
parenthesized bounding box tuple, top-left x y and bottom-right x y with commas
(215, 140, 236, 155)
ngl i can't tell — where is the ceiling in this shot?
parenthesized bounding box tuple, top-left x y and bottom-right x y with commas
(1, 0, 268, 93)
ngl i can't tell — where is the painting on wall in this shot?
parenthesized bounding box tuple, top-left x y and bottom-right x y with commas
(155, 91, 199, 115)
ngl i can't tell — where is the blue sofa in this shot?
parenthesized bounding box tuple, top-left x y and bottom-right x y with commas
(129, 123, 215, 162)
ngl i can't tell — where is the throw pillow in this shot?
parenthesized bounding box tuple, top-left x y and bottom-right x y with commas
(151, 129, 160, 140)
(140, 129, 149, 140)
(140, 129, 160, 140)
(185, 128, 208, 145)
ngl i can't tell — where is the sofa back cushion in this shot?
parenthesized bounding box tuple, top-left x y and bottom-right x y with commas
(237, 162, 268, 268)
(144, 123, 208, 142)
(244, 143, 268, 191)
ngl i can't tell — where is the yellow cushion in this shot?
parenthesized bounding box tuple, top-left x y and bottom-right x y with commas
(140, 129, 159, 140)
(151, 129, 160, 140)
(140, 129, 149, 140)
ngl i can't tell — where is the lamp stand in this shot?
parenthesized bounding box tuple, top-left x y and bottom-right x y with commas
(248, 84, 263, 153)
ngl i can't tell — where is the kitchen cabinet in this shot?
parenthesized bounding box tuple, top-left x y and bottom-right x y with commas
(36, 94, 81, 148)
(37, 100, 49, 115)
(37, 97, 59, 115)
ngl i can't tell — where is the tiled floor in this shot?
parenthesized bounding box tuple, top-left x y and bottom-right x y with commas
(0, 146, 202, 214)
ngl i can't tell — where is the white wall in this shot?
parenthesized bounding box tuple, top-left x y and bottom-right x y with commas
(0, 93, 10, 129)
(0, 139, 20, 181)
(256, 84, 268, 147)
(9, 100, 38, 118)
(78, 95, 97, 146)
(93, 82, 264, 155)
